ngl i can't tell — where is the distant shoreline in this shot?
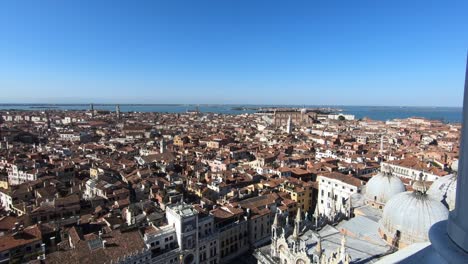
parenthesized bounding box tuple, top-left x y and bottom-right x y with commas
(0, 103, 462, 109)
(0, 104, 462, 123)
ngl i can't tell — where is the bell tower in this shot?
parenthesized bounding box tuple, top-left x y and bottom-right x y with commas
(166, 203, 199, 264)
(116, 104, 121, 119)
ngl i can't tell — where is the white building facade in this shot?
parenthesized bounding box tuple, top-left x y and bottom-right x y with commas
(7, 164, 38, 185)
(317, 173, 362, 218)
(381, 161, 443, 182)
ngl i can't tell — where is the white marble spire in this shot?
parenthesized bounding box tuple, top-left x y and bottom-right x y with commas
(295, 207, 302, 224)
(272, 211, 279, 227)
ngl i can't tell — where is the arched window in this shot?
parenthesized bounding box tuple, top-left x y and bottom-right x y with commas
(279, 245, 287, 255)
(297, 259, 306, 264)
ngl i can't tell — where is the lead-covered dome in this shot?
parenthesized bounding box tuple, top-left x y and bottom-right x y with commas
(427, 173, 457, 210)
(379, 191, 449, 247)
(365, 172, 405, 207)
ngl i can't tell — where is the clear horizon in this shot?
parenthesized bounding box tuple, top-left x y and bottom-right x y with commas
(0, 102, 463, 108)
(1, 1, 467, 106)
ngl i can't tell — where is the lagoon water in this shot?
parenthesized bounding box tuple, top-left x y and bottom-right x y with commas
(0, 104, 462, 123)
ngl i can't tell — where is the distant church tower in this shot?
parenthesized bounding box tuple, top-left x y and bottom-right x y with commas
(46, 110, 51, 129)
(380, 135, 383, 154)
(286, 115, 292, 134)
(160, 138, 165, 154)
(90, 103, 95, 117)
(116, 104, 121, 119)
(0, 114, 3, 142)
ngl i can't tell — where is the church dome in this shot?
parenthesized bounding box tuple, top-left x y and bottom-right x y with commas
(380, 191, 449, 246)
(427, 173, 457, 210)
(364, 172, 405, 206)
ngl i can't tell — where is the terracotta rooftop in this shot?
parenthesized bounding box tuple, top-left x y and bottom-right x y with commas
(318, 172, 363, 187)
(0, 224, 42, 252)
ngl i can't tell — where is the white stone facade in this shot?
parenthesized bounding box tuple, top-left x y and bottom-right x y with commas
(317, 175, 359, 218)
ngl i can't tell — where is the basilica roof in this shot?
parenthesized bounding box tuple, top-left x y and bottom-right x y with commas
(427, 173, 457, 211)
(380, 191, 449, 243)
(365, 171, 405, 205)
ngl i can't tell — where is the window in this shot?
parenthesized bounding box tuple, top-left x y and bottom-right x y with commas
(187, 238, 192, 248)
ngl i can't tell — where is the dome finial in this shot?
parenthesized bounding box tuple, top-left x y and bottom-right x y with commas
(413, 171, 428, 194)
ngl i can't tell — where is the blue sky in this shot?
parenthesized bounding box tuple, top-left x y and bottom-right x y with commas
(0, 0, 467, 106)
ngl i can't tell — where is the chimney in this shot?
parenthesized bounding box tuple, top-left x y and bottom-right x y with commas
(38, 243, 46, 260)
(50, 236, 57, 252)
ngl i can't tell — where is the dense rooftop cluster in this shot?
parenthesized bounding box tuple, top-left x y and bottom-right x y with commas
(0, 108, 460, 264)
